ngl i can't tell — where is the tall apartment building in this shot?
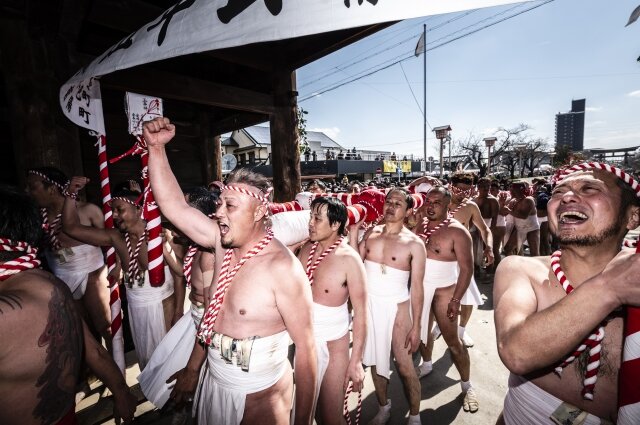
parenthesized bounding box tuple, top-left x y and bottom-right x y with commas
(555, 99, 586, 151)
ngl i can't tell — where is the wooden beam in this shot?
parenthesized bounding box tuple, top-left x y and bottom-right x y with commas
(102, 67, 274, 115)
(212, 112, 269, 136)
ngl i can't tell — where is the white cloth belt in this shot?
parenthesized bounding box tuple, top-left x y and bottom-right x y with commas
(195, 330, 291, 425)
(313, 302, 350, 409)
(514, 215, 540, 248)
(421, 259, 458, 344)
(45, 244, 105, 299)
(503, 373, 606, 425)
(127, 266, 174, 370)
(138, 302, 205, 408)
(363, 260, 410, 379)
(496, 214, 507, 227)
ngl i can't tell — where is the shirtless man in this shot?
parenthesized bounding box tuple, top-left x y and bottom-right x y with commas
(26, 167, 112, 349)
(474, 177, 501, 272)
(62, 178, 184, 369)
(490, 180, 509, 262)
(494, 164, 640, 424)
(503, 181, 539, 257)
(145, 117, 316, 425)
(349, 188, 425, 425)
(446, 173, 494, 347)
(297, 196, 367, 424)
(139, 186, 219, 412)
(0, 185, 136, 425)
(533, 179, 552, 255)
(414, 186, 478, 412)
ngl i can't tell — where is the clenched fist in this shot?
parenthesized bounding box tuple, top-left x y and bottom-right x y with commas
(68, 176, 90, 195)
(143, 117, 176, 148)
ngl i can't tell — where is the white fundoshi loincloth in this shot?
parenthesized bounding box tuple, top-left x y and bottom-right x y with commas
(313, 302, 350, 408)
(496, 214, 507, 228)
(503, 373, 608, 425)
(420, 258, 458, 344)
(514, 214, 540, 248)
(362, 260, 410, 379)
(195, 330, 291, 425)
(126, 265, 174, 370)
(138, 303, 205, 408)
(460, 273, 484, 307)
(45, 244, 105, 300)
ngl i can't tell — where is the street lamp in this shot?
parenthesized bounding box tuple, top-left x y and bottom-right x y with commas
(483, 137, 497, 175)
(433, 125, 452, 178)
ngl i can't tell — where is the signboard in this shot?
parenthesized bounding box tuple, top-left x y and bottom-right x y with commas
(59, 77, 105, 134)
(383, 160, 411, 173)
(125, 92, 163, 136)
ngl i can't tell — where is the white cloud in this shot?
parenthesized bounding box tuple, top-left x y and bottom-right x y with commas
(627, 90, 640, 98)
(585, 106, 602, 112)
(310, 127, 341, 140)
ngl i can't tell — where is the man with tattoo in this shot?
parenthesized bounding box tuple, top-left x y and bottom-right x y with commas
(0, 185, 136, 425)
(495, 165, 640, 424)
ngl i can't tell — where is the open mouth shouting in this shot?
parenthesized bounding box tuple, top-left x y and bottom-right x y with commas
(558, 210, 588, 225)
(218, 222, 230, 236)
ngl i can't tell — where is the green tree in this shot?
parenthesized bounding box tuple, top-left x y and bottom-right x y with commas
(296, 106, 309, 154)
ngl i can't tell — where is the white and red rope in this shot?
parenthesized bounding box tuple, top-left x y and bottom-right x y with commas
(305, 237, 343, 286)
(94, 134, 124, 374)
(124, 231, 146, 286)
(419, 201, 466, 243)
(182, 244, 199, 288)
(343, 382, 362, 425)
(0, 239, 41, 281)
(550, 251, 605, 400)
(553, 162, 640, 419)
(269, 201, 303, 215)
(28, 170, 66, 192)
(40, 209, 63, 251)
(197, 230, 274, 346)
(110, 135, 165, 287)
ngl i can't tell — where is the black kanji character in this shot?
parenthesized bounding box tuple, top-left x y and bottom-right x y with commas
(78, 107, 91, 125)
(147, 0, 196, 46)
(344, 0, 377, 7)
(63, 86, 74, 101)
(217, 0, 282, 24)
(66, 97, 74, 113)
(99, 33, 135, 64)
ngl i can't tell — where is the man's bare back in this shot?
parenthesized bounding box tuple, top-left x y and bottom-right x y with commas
(0, 270, 83, 425)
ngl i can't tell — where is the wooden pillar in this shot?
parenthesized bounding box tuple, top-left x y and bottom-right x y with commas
(199, 111, 222, 184)
(270, 70, 300, 202)
(0, 4, 84, 188)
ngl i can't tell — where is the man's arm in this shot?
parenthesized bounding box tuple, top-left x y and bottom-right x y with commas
(489, 198, 499, 229)
(167, 341, 207, 404)
(273, 252, 317, 425)
(407, 237, 426, 353)
(144, 118, 219, 249)
(449, 227, 473, 320)
(494, 255, 632, 375)
(62, 177, 116, 247)
(83, 322, 136, 423)
(344, 251, 368, 392)
(469, 203, 494, 265)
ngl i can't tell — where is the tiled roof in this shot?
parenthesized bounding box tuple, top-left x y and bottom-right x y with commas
(243, 126, 343, 149)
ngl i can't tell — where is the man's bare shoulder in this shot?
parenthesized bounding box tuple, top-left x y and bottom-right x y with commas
(0, 270, 67, 320)
(77, 201, 102, 216)
(265, 239, 307, 274)
(447, 219, 471, 236)
(496, 255, 551, 281)
(335, 241, 364, 263)
(399, 227, 425, 244)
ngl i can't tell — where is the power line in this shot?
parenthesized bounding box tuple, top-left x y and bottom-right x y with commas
(300, 0, 554, 102)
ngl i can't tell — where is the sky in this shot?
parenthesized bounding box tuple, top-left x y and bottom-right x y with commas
(297, 0, 640, 160)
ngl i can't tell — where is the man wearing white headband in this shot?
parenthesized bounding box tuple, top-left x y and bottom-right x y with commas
(495, 164, 640, 424)
(145, 117, 317, 425)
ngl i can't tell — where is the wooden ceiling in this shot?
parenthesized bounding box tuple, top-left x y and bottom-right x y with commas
(70, 0, 394, 135)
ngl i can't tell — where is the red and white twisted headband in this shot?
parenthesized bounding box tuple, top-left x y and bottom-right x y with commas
(222, 184, 271, 206)
(0, 239, 41, 281)
(28, 170, 67, 192)
(552, 162, 640, 197)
